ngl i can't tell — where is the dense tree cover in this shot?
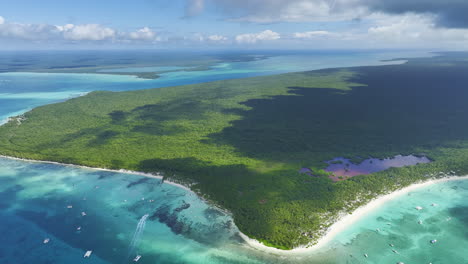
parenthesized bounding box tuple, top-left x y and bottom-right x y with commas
(2, 54, 468, 249)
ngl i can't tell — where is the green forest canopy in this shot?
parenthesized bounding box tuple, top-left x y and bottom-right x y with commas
(2, 53, 468, 249)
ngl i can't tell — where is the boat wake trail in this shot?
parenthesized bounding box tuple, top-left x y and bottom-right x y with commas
(125, 214, 149, 262)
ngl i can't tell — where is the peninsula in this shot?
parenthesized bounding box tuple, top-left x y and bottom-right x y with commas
(2, 53, 468, 249)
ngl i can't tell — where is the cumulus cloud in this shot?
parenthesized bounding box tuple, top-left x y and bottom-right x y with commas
(60, 24, 115, 41)
(290, 12, 468, 49)
(365, 0, 468, 28)
(188, 0, 468, 29)
(367, 13, 468, 44)
(127, 27, 157, 41)
(0, 22, 61, 40)
(207, 34, 228, 42)
(187, 0, 366, 23)
(293, 30, 336, 39)
(235, 30, 280, 44)
(0, 18, 159, 44)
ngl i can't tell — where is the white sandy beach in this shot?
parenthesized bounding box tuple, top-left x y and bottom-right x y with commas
(0, 155, 193, 193)
(238, 175, 468, 254)
(2, 154, 468, 255)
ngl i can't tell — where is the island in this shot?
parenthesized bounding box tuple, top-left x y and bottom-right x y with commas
(1, 53, 468, 250)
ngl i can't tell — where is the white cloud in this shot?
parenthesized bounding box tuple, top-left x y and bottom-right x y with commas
(367, 13, 468, 44)
(0, 16, 4, 25)
(0, 22, 61, 40)
(60, 24, 115, 41)
(199, 0, 366, 23)
(235, 30, 280, 44)
(128, 27, 156, 41)
(55, 24, 74, 32)
(293, 30, 336, 39)
(207, 34, 228, 42)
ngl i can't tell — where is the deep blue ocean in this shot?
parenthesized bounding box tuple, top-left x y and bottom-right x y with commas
(1, 50, 466, 264)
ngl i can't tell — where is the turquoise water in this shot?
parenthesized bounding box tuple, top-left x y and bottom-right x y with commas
(329, 179, 468, 263)
(2, 50, 467, 263)
(98, 66, 189, 73)
(0, 158, 251, 264)
(0, 50, 431, 123)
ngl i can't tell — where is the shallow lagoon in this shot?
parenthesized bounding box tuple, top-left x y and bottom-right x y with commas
(0, 158, 249, 264)
(0, 50, 432, 123)
(326, 155, 431, 180)
(329, 179, 468, 263)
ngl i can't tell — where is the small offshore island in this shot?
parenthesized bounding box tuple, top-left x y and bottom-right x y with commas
(2, 53, 468, 250)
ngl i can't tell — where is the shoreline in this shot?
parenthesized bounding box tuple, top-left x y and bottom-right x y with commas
(0, 155, 193, 193)
(238, 174, 468, 254)
(3, 154, 468, 254)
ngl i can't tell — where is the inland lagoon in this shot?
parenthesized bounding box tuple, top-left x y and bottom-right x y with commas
(325, 155, 432, 181)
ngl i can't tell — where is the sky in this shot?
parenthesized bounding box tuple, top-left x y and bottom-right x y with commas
(0, 0, 468, 50)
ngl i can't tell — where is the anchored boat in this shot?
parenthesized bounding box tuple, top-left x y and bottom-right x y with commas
(84, 250, 92, 258)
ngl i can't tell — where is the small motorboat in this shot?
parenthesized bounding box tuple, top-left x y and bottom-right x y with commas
(84, 250, 92, 258)
(81, 211, 87, 216)
(43, 238, 50, 244)
(431, 203, 437, 207)
(133, 255, 142, 262)
(389, 244, 394, 247)
(392, 249, 398, 254)
(67, 205, 73, 209)
(76, 226, 81, 231)
(418, 220, 423, 225)
(415, 206, 423, 210)
(430, 239, 437, 244)
(364, 253, 368, 258)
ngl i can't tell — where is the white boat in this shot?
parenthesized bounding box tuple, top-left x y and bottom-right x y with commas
(84, 250, 92, 258)
(67, 205, 73, 209)
(415, 206, 423, 210)
(133, 255, 142, 262)
(418, 220, 423, 224)
(364, 253, 368, 258)
(389, 244, 394, 247)
(431, 203, 437, 206)
(43, 238, 50, 244)
(81, 211, 87, 216)
(77, 226, 81, 231)
(430, 239, 437, 244)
